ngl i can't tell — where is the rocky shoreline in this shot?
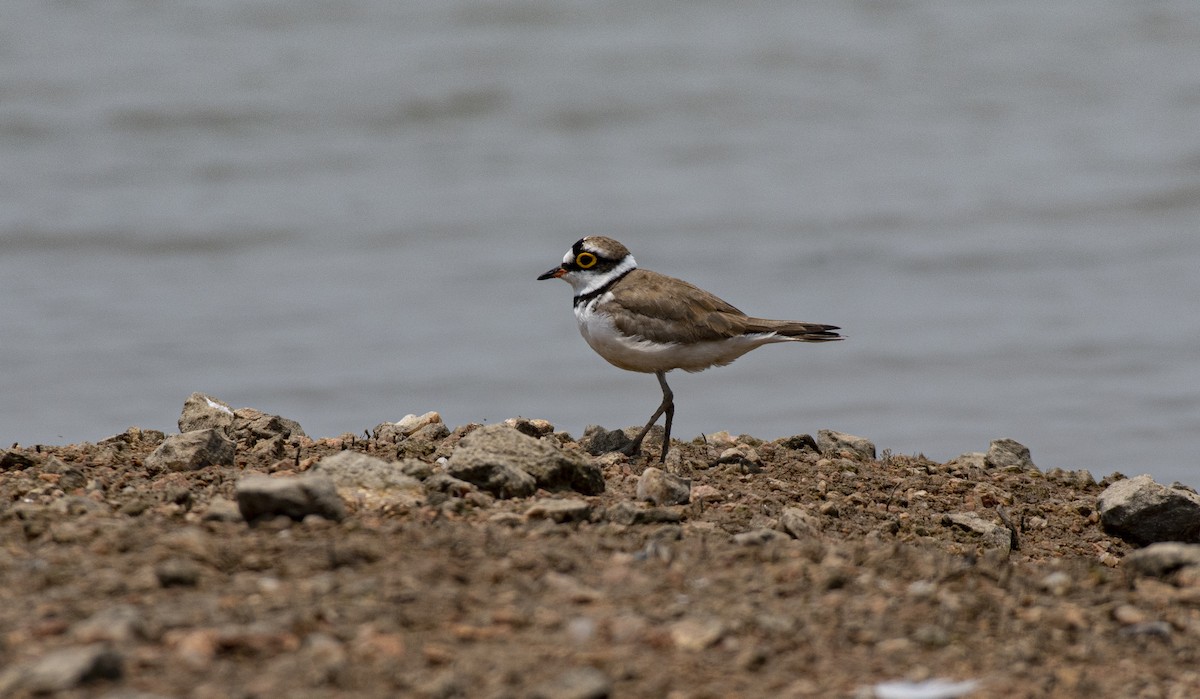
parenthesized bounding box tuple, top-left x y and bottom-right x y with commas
(2, 393, 1199, 698)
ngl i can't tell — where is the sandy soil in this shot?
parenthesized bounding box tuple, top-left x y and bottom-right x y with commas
(1, 418, 1198, 699)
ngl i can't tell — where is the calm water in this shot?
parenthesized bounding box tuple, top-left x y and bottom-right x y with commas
(3, 2, 1199, 487)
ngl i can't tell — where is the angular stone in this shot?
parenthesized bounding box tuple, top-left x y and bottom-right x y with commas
(1047, 467, 1094, 487)
(816, 430, 876, 461)
(779, 507, 820, 539)
(445, 459, 537, 499)
(396, 411, 442, 435)
(375, 412, 447, 443)
(580, 425, 633, 456)
(0, 449, 38, 471)
(704, 431, 737, 447)
(636, 467, 691, 506)
(945, 452, 987, 471)
(504, 417, 556, 438)
(423, 473, 478, 498)
(818, 501, 840, 518)
(1097, 474, 1200, 545)
(410, 421, 451, 443)
(231, 408, 306, 445)
(713, 445, 762, 472)
(372, 423, 402, 443)
(372, 415, 448, 444)
(235, 474, 346, 523)
(99, 426, 166, 448)
(986, 438, 1036, 471)
(310, 452, 426, 510)
(778, 434, 819, 452)
(943, 512, 1013, 552)
(448, 424, 603, 498)
(310, 452, 424, 492)
(144, 429, 236, 472)
(42, 457, 86, 490)
(1124, 542, 1200, 578)
(178, 392, 235, 434)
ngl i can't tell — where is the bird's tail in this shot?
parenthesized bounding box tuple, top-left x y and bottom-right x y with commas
(744, 319, 844, 342)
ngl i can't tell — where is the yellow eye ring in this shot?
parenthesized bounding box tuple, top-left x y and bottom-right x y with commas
(575, 252, 598, 269)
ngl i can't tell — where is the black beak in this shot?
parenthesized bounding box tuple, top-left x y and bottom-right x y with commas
(537, 266, 566, 280)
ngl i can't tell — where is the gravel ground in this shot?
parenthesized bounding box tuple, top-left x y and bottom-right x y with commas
(1, 407, 1198, 699)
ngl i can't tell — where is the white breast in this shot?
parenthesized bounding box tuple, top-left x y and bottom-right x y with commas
(574, 294, 784, 374)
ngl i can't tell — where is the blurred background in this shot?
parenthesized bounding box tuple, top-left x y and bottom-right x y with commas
(2, 1, 1198, 486)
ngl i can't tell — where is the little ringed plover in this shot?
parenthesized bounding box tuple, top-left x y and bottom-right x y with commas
(538, 236, 842, 461)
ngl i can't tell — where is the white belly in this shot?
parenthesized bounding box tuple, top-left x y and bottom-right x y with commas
(574, 296, 783, 373)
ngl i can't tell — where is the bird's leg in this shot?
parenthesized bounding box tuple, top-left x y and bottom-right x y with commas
(658, 371, 674, 463)
(623, 371, 675, 461)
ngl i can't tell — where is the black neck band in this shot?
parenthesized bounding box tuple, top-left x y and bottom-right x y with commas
(572, 268, 632, 308)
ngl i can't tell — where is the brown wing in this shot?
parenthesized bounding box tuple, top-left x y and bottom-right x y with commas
(605, 269, 843, 344)
(604, 269, 752, 344)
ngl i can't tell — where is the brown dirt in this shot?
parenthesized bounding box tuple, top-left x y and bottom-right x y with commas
(1, 423, 1198, 698)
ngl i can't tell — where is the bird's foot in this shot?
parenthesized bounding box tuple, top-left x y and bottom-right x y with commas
(619, 441, 643, 458)
(618, 441, 672, 464)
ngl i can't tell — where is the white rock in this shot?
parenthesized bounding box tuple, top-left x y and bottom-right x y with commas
(872, 678, 980, 699)
(395, 411, 442, 436)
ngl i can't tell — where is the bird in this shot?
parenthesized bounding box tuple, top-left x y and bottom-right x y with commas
(537, 236, 843, 462)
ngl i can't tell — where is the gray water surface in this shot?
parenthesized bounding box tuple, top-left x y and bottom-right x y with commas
(3, 1, 1198, 486)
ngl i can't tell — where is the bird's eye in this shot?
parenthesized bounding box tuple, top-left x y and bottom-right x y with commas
(575, 252, 598, 269)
